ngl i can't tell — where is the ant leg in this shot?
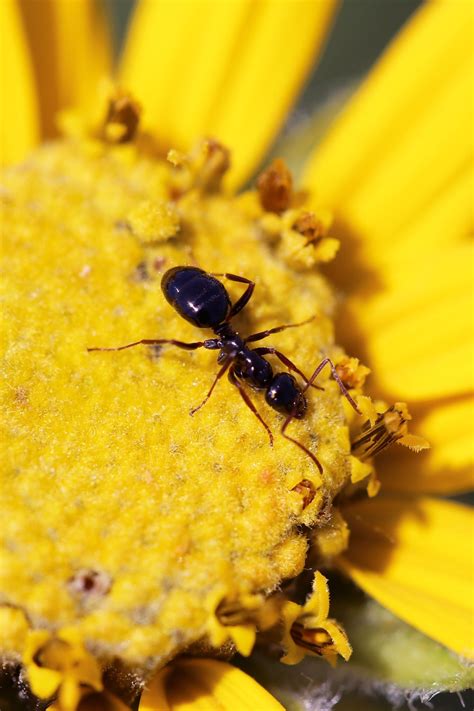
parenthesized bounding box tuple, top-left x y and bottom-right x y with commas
(245, 315, 315, 343)
(281, 414, 323, 474)
(228, 367, 274, 446)
(279, 355, 363, 475)
(212, 272, 255, 320)
(87, 338, 204, 353)
(190, 360, 231, 416)
(304, 357, 361, 414)
(253, 347, 323, 391)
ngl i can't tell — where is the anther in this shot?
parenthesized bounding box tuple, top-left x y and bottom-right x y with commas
(257, 159, 293, 213)
(195, 138, 231, 192)
(290, 622, 343, 657)
(335, 356, 370, 390)
(291, 479, 316, 509)
(292, 212, 326, 246)
(351, 403, 429, 460)
(103, 90, 141, 144)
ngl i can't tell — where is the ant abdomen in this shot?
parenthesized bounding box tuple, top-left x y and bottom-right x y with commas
(162, 266, 230, 329)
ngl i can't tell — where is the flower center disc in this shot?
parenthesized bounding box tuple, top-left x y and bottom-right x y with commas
(1, 141, 352, 667)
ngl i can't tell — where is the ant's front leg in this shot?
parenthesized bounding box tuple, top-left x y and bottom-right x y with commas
(228, 367, 274, 446)
(281, 412, 323, 474)
(253, 347, 323, 391)
(87, 338, 206, 353)
(212, 272, 255, 320)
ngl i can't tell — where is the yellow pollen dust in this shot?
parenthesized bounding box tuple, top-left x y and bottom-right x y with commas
(1, 135, 369, 677)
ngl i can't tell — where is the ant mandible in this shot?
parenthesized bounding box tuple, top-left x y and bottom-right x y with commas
(88, 266, 361, 473)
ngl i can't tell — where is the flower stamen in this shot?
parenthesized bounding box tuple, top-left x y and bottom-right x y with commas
(281, 572, 351, 666)
(257, 158, 293, 213)
(351, 403, 429, 460)
(102, 90, 141, 144)
(292, 211, 326, 247)
(290, 622, 343, 657)
(291, 479, 317, 509)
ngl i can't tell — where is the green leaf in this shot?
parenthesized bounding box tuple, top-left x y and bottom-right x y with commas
(331, 581, 474, 692)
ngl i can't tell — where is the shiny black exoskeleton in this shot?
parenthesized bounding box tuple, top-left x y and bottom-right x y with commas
(89, 266, 359, 472)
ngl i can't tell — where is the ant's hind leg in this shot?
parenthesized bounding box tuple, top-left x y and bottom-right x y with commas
(228, 368, 274, 446)
(87, 338, 205, 353)
(281, 414, 323, 474)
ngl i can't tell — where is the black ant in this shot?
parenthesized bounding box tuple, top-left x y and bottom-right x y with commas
(88, 266, 360, 473)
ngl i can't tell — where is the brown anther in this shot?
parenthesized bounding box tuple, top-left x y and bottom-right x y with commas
(292, 212, 326, 246)
(335, 357, 369, 390)
(291, 479, 316, 509)
(195, 138, 231, 192)
(257, 158, 293, 213)
(67, 569, 112, 598)
(290, 622, 336, 656)
(103, 91, 141, 144)
(351, 404, 409, 460)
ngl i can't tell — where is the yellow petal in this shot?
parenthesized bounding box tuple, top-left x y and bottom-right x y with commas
(59, 676, 82, 711)
(207, 0, 339, 189)
(18, 0, 112, 137)
(140, 659, 284, 711)
(350, 455, 373, 485)
(280, 600, 306, 665)
(227, 624, 256, 657)
(349, 243, 474, 400)
(121, 0, 251, 149)
(368, 163, 474, 267)
(26, 664, 63, 699)
(321, 620, 352, 662)
(340, 56, 472, 246)
(378, 395, 474, 495)
(312, 570, 330, 622)
(303, 1, 472, 216)
(121, 0, 338, 188)
(0, 0, 39, 163)
(340, 495, 474, 659)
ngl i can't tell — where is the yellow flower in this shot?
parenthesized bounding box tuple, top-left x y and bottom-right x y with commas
(1, 1, 473, 709)
(280, 572, 352, 666)
(23, 629, 102, 711)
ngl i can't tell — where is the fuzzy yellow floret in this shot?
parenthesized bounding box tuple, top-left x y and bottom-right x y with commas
(1, 140, 353, 671)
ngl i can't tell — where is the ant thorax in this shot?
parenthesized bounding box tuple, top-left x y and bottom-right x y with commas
(217, 331, 246, 361)
(234, 348, 274, 390)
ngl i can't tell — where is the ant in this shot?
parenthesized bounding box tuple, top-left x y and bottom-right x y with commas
(88, 266, 360, 473)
